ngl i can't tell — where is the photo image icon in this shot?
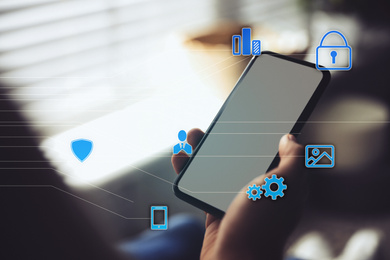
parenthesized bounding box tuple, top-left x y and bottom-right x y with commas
(305, 145, 335, 168)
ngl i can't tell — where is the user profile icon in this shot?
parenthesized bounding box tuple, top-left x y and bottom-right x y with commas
(173, 130, 192, 155)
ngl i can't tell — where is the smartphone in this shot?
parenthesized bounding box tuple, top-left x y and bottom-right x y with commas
(173, 51, 330, 217)
(150, 206, 168, 230)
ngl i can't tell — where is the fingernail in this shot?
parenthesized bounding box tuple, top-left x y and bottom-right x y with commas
(288, 134, 297, 141)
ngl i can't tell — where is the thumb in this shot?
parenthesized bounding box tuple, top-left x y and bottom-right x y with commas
(277, 134, 304, 178)
(268, 134, 306, 207)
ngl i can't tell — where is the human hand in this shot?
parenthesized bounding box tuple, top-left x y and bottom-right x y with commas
(172, 129, 306, 260)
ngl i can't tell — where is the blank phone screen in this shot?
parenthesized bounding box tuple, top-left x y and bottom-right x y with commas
(153, 210, 165, 225)
(177, 54, 325, 213)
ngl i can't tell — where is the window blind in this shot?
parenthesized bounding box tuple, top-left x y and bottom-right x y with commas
(0, 0, 301, 136)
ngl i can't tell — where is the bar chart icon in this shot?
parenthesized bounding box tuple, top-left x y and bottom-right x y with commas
(232, 28, 261, 56)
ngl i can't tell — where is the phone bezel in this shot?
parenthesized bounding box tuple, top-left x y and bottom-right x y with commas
(173, 51, 331, 218)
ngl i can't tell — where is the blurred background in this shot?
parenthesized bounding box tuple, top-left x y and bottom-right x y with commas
(1, 0, 390, 259)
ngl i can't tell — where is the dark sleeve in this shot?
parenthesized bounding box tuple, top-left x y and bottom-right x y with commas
(0, 89, 130, 260)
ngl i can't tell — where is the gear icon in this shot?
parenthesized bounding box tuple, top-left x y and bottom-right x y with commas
(261, 174, 287, 200)
(246, 184, 263, 201)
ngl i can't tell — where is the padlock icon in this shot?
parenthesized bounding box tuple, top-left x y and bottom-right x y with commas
(316, 31, 352, 71)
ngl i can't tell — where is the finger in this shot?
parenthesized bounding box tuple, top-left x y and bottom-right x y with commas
(172, 151, 190, 175)
(205, 213, 220, 228)
(186, 128, 204, 148)
(171, 128, 205, 175)
(277, 134, 304, 178)
(253, 134, 305, 199)
(202, 214, 222, 259)
(217, 134, 306, 256)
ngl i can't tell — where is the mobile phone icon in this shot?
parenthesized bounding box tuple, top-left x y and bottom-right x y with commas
(150, 206, 168, 230)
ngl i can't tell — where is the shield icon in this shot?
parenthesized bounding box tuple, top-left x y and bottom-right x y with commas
(71, 139, 93, 162)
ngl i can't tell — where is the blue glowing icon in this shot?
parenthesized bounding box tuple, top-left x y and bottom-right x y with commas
(305, 145, 335, 168)
(246, 184, 262, 201)
(71, 139, 93, 162)
(173, 130, 192, 155)
(262, 174, 287, 200)
(151, 206, 168, 230)
(316, 31, 352, 71)
(252, 40, 261, 55)
(232, 28, 261, 56)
